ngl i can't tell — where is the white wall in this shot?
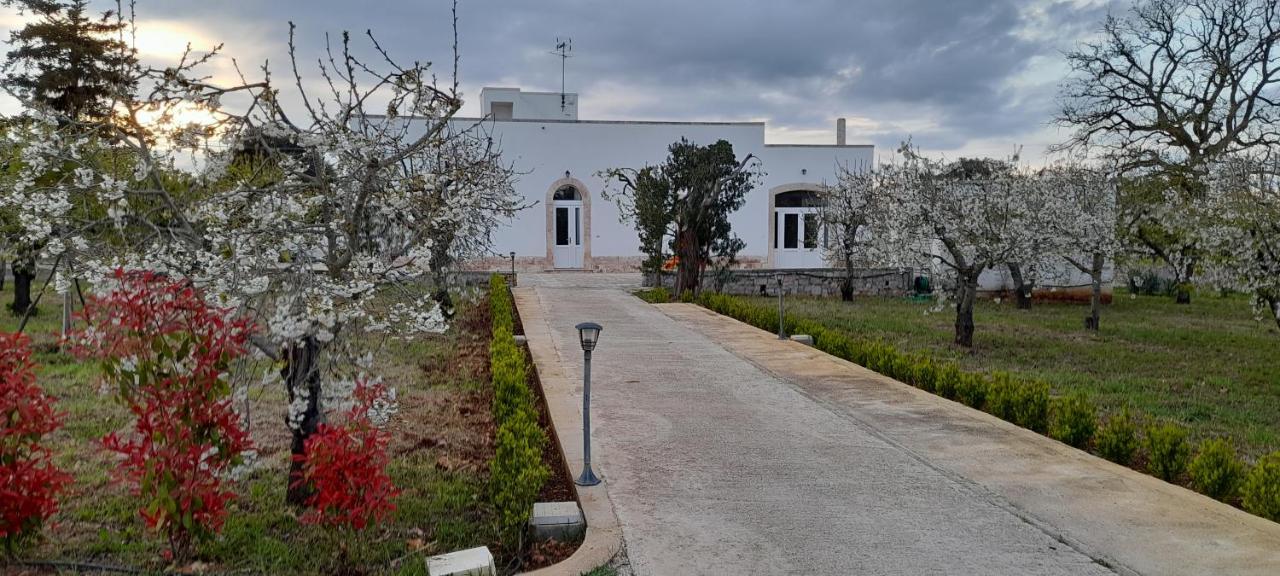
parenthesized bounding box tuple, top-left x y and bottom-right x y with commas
(443, 116, 873, 263)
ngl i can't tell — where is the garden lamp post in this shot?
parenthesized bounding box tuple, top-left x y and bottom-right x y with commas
(777, 275, 786, 340)
(575, 321, 603, 486)
(509, 251, 516, 283)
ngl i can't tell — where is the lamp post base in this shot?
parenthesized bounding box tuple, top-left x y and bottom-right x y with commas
(575, 466, 602, 486)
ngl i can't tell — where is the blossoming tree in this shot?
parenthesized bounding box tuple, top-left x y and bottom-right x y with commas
(1201, 153, 1280, 329)
(819, 162, 874, 301)
(1037, 164, 1119, 330)
(0, 5, 519, 502)
(863, 145, 1039, 347)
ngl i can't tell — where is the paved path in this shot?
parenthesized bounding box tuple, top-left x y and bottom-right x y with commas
(518, 274, 1120, 575)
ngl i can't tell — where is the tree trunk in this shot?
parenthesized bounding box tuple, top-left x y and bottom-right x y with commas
(1007, 262, 1032, 310)
(839, 256, 849, 302)
(0, 258, 6, 292)
(1174, 261, 1193, 304)
(284, 336, 324, 505)
(675, 227, 701, 296)
(1085, 252, 1104, 331)
(10, 257, 35, 317)
(954, 272, 978, 348)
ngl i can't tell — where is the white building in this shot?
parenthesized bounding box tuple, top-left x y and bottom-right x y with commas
(452, 87, 873, 271)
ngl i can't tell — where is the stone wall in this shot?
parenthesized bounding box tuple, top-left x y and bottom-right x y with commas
(461, 254, 769, 273)
(644, 268, 913, 297)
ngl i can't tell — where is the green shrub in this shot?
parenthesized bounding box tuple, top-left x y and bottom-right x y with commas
(1049, 394, 1097, 449)
(1242, 452, 1280, 521)
(985, 372, 1018, 422)
(1013, 381, 1050, 433)
(1188, 439, 1246, 501)
(983, 374, 1048, 433)
(490, 274, 514, 336)
(489, 408, 549, 546)
(679, 289, 695, 303)
(912, 357, 937, 393)
(956, 373, 987, 410)
(488, 274, 550, 547)
(935, 364, 960, 400)
(642, 287, 671, 303)
(1097, 407, 1139, 465)
(1145, 423, 1191, 482)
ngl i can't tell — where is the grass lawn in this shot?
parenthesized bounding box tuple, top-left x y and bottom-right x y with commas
(0, 278, 567, 575)
(743, 290, 1280, 459)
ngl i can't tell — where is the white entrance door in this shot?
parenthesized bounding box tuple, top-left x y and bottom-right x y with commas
(553, 200, 584, 268)
(775, 207, 824, 268)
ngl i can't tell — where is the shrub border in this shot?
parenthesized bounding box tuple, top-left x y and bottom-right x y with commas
(691, 292, 1280, 524)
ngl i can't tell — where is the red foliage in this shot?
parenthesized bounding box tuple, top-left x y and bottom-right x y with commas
(293, 380, 398, 530)
(0, 333, 71, 553)
(69, 270, 254, 558)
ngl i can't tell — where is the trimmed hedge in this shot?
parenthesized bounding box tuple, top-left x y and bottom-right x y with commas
(688, 292, 1280, 526)
(488, 274, 550, 546)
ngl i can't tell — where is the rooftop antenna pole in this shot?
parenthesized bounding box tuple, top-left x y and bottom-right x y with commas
(552, 37, 573, 112)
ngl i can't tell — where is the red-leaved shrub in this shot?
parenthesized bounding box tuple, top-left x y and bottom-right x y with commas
(0, 332, 71, 556)
(293, 379, 398, 530)
(69, 270, 254, 559)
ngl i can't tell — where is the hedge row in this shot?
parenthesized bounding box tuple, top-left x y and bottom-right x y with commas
(694, 292, 1280, 523)
(488, 274, 550, 546)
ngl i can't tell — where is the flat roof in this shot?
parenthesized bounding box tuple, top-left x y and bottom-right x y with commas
(366, 114, 874, 147)
(448, 116, 765, 127)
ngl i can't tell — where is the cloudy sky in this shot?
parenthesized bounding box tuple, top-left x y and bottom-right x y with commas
(1, 0, 1121, 161)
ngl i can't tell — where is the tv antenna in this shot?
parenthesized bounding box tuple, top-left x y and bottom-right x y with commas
(551, 37, 573, 111)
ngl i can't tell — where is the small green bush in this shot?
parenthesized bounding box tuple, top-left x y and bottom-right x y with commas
(1012, 380, 1049, 434)
(679, 289, 695, 303)
(985, 372, 1018, 422)
(935, 364, 960, 400)
(984, 374, 1048, 433)
(640, 285, 670, 303)
(956, 373, 987, 410)
(912, 357, 937, 393)
(1242, 452, 1280, 521)
(1145, 423, 1191, 482)
(1097, 407, 1139, 465)
(1049, 394, 1097, 449)
(1188, 439, 1246, 501)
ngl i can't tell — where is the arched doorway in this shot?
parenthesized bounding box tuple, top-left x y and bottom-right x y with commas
(769, 185, 826, 269)
(545, 177, 591, 269)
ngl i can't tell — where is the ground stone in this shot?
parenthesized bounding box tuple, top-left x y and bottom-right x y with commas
(425, 546, 495, 576)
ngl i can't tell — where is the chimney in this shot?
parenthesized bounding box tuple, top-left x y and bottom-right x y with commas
(836, 118, 847, 146)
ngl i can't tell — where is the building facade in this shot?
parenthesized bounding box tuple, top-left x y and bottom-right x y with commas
(450, 87, 873, 272)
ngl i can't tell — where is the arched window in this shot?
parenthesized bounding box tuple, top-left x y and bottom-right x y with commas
(553, 185, 581, 201)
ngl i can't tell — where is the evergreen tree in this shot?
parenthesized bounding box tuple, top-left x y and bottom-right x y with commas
(5, 0, 135, 122)
(2, 0, 136, 315)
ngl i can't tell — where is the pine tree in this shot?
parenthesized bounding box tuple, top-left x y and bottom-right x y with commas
(5, 0, 135, 122)
(2, 0, 136, 316)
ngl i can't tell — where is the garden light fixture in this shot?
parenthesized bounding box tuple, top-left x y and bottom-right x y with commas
(575, 321, 603, 486)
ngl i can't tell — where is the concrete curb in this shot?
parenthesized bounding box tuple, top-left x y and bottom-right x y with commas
(515, 286, 623, 576)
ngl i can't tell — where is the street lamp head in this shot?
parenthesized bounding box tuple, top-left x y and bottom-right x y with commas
(576, 321, 602, 352)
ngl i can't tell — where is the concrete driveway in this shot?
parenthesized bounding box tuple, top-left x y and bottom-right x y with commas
(517, 273, 1132, 575)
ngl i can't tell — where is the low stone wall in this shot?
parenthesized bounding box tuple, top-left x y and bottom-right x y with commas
(645, 268, 913, 297)
(461, 254, 767, 273)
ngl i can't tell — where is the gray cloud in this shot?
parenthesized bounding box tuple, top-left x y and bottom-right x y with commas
(15, 0, 1126, 159)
